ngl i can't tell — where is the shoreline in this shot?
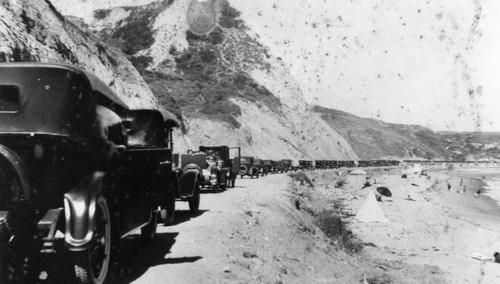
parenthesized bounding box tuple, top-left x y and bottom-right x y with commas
(339, 166, 500, 283)
(443, 168, 500, 216)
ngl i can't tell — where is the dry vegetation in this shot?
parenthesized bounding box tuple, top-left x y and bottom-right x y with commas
(289, 172, 363, 255)
(93, 0, 282, 129)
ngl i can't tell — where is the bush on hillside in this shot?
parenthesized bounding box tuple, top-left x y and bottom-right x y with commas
(315, 210, 363, 254)
(335, 176, 347, 188)
(130, 55, 153, 71)
(289, 172, 314, 188)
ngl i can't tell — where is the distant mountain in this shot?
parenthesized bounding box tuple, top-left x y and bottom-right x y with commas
(437, 132, 500, 161)
(313, 105, 500, 161)
(312, 105, 446, 160)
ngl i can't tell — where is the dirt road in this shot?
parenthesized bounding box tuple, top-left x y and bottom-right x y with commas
(108, 174, 308, 284)
(105, 170, 447, 284)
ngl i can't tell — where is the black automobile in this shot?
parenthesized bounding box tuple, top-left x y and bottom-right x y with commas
(282, 159, 293, 172)
(261, 160, 273, 175)
(198, 146, 240, 191)
(122, 109, 200, 228)
(0, 63, 179, 284)
(299, 160, 313, 171)
(239, 156, 259, 178)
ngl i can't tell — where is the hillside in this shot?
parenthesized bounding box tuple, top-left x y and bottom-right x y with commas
(313, 105, 500, 161)
(437, 131, 500, 161)
(0, 0, 157, 108)
(312, 105, 447, 160)
(53, 0, 358, 160)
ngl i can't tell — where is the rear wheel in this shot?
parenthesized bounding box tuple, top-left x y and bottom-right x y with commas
(188, 182, 200, 214)
(0, 145, 31, 283)
(161, 186, 176, 226)
(73, 196, 111, 284)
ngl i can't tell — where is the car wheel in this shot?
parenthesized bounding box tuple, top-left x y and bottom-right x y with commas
(0, 219, 13, 283)
(161, 187, 176, 226)
(72, 196, 111, 284)
(141, 207, 158, 243)
(212, 183, 219, 193)
(188, 182, 200, 214)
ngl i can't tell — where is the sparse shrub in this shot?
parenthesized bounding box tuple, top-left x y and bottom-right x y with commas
(366, 274, 393, 284)
(219, 15, 243, 29)
(288, 172, 314, 188)
(169, 45, 178, 55)
(186, 28, 224, 45)
(199, 48, 216, 62)
(111, 6, 162, 54)
(233, 73, 248, 87)
(94, 9, 110, 20)
(200, 99, 242, 128)
(220, 0, 241, 18)
(315, 210, 363, 254)
(218, 0, 243, 28)
(446, 163, 455, 171)
(130, 55, 153, 71)
(208, 28, 224, 44)
(335, 176, 347, 188)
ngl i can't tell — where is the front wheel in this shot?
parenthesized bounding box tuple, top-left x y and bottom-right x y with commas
(72, 196, 111, 284)
(161, 186, 176, 226)
(188, 182, 200, 214)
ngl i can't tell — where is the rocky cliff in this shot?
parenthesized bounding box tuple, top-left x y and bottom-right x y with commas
(0, 0, 157, 108)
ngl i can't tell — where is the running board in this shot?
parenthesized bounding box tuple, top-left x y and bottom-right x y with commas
(120, 222, 149, 239)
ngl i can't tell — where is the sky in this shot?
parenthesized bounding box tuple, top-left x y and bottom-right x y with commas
(52, 0, 500, 132)
(230, 0, 500, 132)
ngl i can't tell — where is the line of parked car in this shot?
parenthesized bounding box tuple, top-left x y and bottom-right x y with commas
(0, 64, 469, 284)
(0, 63, 224, 284)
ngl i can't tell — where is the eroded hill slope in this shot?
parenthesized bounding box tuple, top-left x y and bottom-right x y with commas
(0, 0, 157, 108)
(53, 0, 358, 160)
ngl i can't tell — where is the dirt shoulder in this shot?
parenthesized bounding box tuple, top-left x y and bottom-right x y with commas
(108, 171, 447, 283)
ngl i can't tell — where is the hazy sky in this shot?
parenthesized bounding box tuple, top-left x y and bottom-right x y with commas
(54, 0, 500, 131)
(230, 0, 500, 132)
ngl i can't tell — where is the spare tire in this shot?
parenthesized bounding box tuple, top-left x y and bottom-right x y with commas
(0, 144, 30, 209)
(0, 144, 30, 283)
(239, 165, 248, 176)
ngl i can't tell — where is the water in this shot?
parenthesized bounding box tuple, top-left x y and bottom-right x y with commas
(451, 167, 500, 206)
(483, 177, 500, 207)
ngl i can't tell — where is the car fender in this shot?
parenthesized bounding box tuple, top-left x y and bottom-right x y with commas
(63, 171, 105, 251)
(179, 164, 200, 197)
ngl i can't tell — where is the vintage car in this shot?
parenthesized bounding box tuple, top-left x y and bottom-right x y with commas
(299, 160, 313, 171)
(198, 146, 240, 191)
(261, 160, 273, 175)
(0, 63, 178, 284)
(253, 159, 264, 176)
(282, 159, 293, 172)
(239, 156, 259, 178)
(272, 160, 284, 173)
(120, 109, 200, 228)
(172, 151, 207, 196)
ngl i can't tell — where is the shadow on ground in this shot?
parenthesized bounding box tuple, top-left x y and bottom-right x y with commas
(169, 209, 208, 226)
(107, 231, 201, 283)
